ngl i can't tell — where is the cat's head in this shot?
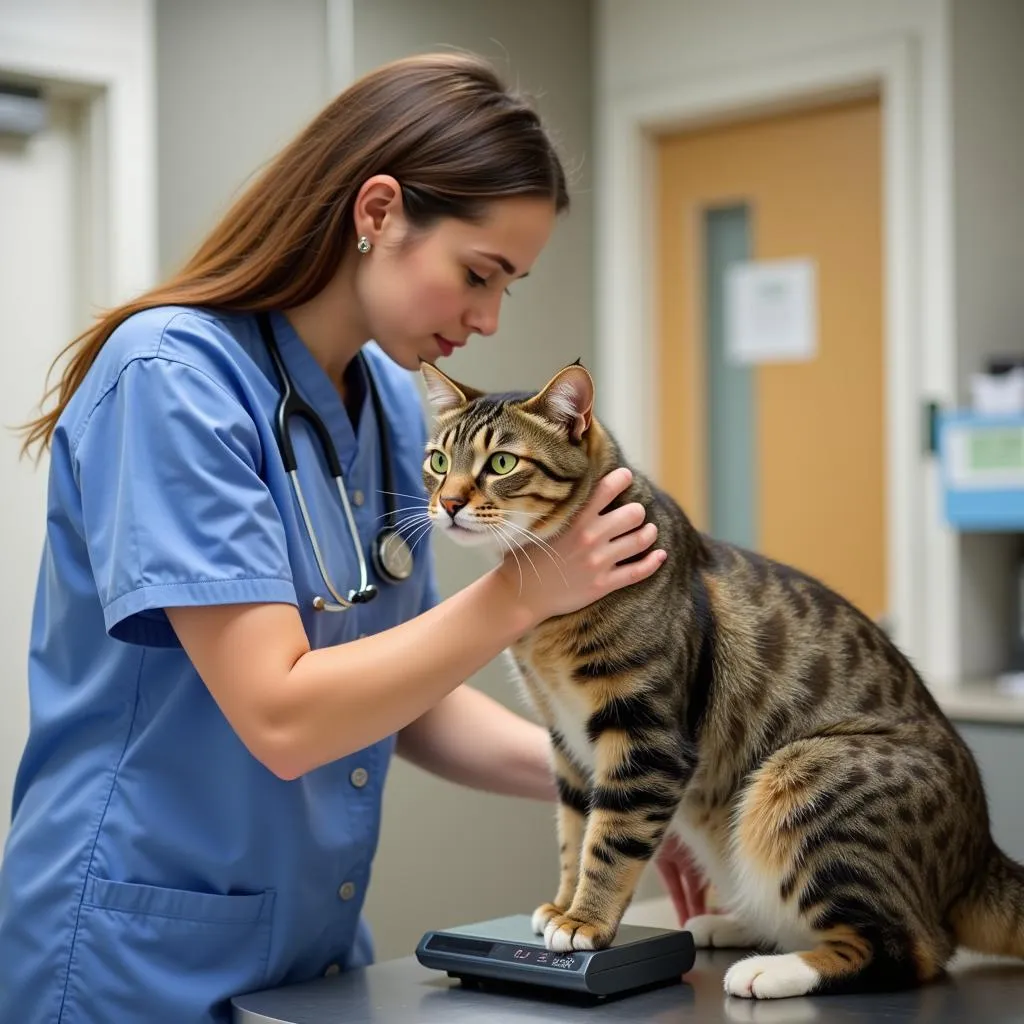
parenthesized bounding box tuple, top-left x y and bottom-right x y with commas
(419, 361, 602, 551)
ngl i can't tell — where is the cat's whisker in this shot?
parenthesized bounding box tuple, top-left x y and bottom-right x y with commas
(485, 524, 524, 596)
(375, 504, 429, 523)
(402, 520, 438, 558)
(492, 522, 543, 587)
(376, 489, 431, 502)
(501, 516, 565, 558)
(388, 510, 433, 534)
(500, 536, 566, 589)
(500, 519, 568, 584)
(509, 508, 549, 521)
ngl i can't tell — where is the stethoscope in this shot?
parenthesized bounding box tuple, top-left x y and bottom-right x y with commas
(257, 313, 414, 612)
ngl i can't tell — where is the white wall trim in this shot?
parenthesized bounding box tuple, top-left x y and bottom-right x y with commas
(597, 34, 940, 676)
(325, 0, 356, 95)
(0, 4, 157, 311)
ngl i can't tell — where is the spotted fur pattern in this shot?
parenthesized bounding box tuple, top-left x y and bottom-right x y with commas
(420, 360, 1024, 999)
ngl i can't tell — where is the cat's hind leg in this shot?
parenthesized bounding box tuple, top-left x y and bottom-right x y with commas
(724, 736, 955, 999)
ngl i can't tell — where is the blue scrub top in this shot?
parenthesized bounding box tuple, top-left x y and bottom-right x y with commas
(0, 307, 439, 1024)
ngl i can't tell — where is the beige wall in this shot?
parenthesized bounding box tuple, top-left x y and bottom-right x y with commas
(156, 0, 329, 273)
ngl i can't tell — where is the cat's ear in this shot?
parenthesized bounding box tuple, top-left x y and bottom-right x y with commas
(526, 363, 594, 442)
(419, 362, 483, 413)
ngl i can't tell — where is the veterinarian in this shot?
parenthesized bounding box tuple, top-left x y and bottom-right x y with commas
(0, 53, 701, 1024)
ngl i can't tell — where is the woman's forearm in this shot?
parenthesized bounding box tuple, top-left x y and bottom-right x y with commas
(274, 569, 541, 777)
(397, 684, 557, 800)
(169, 567, 540, 781)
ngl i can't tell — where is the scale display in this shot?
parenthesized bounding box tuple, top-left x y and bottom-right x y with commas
(415, 913, 695, 999)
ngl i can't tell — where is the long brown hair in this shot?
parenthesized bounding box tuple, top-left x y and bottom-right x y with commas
(19, 51, 569, 458)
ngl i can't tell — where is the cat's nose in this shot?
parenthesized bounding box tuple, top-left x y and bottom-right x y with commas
(441, 496, 467, 521)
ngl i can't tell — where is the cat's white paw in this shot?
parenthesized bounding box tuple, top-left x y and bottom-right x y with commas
(724, 953, 821, 1000)
(684, 913, 759, 949)
(543, 914, 611, 952)
(531, 902, 562, 935)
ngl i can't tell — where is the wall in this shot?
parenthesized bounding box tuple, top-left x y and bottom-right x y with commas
(155, 0, 329, 273)
(598, 0, 947, 96)
(950, 0, 1024, 681)
(348, 0, 598, 959)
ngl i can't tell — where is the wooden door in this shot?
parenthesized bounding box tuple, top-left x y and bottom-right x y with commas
(656, 96, 886, 619)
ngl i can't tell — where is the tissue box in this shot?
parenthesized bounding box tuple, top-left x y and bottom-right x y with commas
(971, 368, 1024, 416)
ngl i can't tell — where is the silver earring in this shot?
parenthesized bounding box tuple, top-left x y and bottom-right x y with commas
(357, 236, 372, 254)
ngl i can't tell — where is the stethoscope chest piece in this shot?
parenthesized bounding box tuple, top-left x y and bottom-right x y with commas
(372, 528, 415, 584)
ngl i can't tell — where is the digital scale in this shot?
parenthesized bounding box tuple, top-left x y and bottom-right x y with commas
(415, 913, 695, 1000)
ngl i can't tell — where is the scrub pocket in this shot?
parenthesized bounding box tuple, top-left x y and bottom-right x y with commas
(61, 875, 275, 1024)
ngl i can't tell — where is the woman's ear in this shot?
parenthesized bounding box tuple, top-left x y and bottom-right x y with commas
(352, 174, 404, 246)
(420, 363, 485, 414)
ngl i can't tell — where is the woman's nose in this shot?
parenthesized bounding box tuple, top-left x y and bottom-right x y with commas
(464, 295, 502, 337)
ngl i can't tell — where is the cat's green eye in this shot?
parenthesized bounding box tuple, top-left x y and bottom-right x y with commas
(429, 450, 449, 475)
(489, 452, 519, 475)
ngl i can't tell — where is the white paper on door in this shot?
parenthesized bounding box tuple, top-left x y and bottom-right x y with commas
(724, 257, 818, 365)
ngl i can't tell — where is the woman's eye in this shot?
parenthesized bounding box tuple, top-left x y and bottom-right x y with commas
(429, 450, 449, 474)
(467, 268, 512, 296)
(489, 452, 519, 475)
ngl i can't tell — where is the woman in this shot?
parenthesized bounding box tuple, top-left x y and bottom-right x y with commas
(0, 52, 698, 1024)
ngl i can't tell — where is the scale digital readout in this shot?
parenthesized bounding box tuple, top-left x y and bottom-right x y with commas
(415, 913, 695, 999)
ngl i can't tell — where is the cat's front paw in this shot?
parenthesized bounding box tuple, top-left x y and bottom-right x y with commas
(543, 913, 615, 952)
(531, 902, 564, 935)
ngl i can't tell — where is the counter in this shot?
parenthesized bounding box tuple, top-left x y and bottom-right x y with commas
(232, 947, 1024, 1023)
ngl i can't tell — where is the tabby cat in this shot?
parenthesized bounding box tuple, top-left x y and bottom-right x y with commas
(419, 359, 1024, 1000)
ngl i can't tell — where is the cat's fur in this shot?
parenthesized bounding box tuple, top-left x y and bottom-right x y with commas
(419, 359, 1024, 1000)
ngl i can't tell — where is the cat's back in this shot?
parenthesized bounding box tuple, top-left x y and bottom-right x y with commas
(690, 538, 987, 819)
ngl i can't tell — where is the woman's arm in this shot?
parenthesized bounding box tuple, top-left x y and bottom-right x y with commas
(396, 685, 556, 800)
(167, 468, 664, 780)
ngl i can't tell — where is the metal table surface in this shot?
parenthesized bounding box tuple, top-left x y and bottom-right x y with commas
(232, 948, 1024, 1023)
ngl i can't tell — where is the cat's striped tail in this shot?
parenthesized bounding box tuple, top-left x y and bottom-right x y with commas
(952, 845, 1024, 959)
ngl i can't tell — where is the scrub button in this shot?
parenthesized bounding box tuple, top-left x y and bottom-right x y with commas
(350, 767, 369, 788)
(352, 489, 364, 506)
(324, 963, 341, 977)
(338, 881, 357, 901)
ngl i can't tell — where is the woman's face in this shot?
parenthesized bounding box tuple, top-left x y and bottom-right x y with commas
(353, 184, 557, 370)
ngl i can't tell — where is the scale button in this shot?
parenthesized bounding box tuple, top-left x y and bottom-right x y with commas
(352, 489, 365, 506)
(350, 767, 369, 788)
(338, 881, 357, 901)
(324, 963, 341, 977)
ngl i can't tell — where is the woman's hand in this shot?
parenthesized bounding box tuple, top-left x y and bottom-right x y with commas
(496, 467, 665, 623)
(655, 833, 717, 925)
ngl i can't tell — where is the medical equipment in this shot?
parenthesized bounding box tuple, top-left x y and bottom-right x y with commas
(258, 313, 414, 611)
(414, 914, 694, 1000)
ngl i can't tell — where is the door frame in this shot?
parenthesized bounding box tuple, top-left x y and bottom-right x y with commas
(0, 3, 157, 315)
(597, 35, 951, 678)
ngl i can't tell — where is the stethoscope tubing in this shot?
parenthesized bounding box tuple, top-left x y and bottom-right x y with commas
(256, 312, 411, 612)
